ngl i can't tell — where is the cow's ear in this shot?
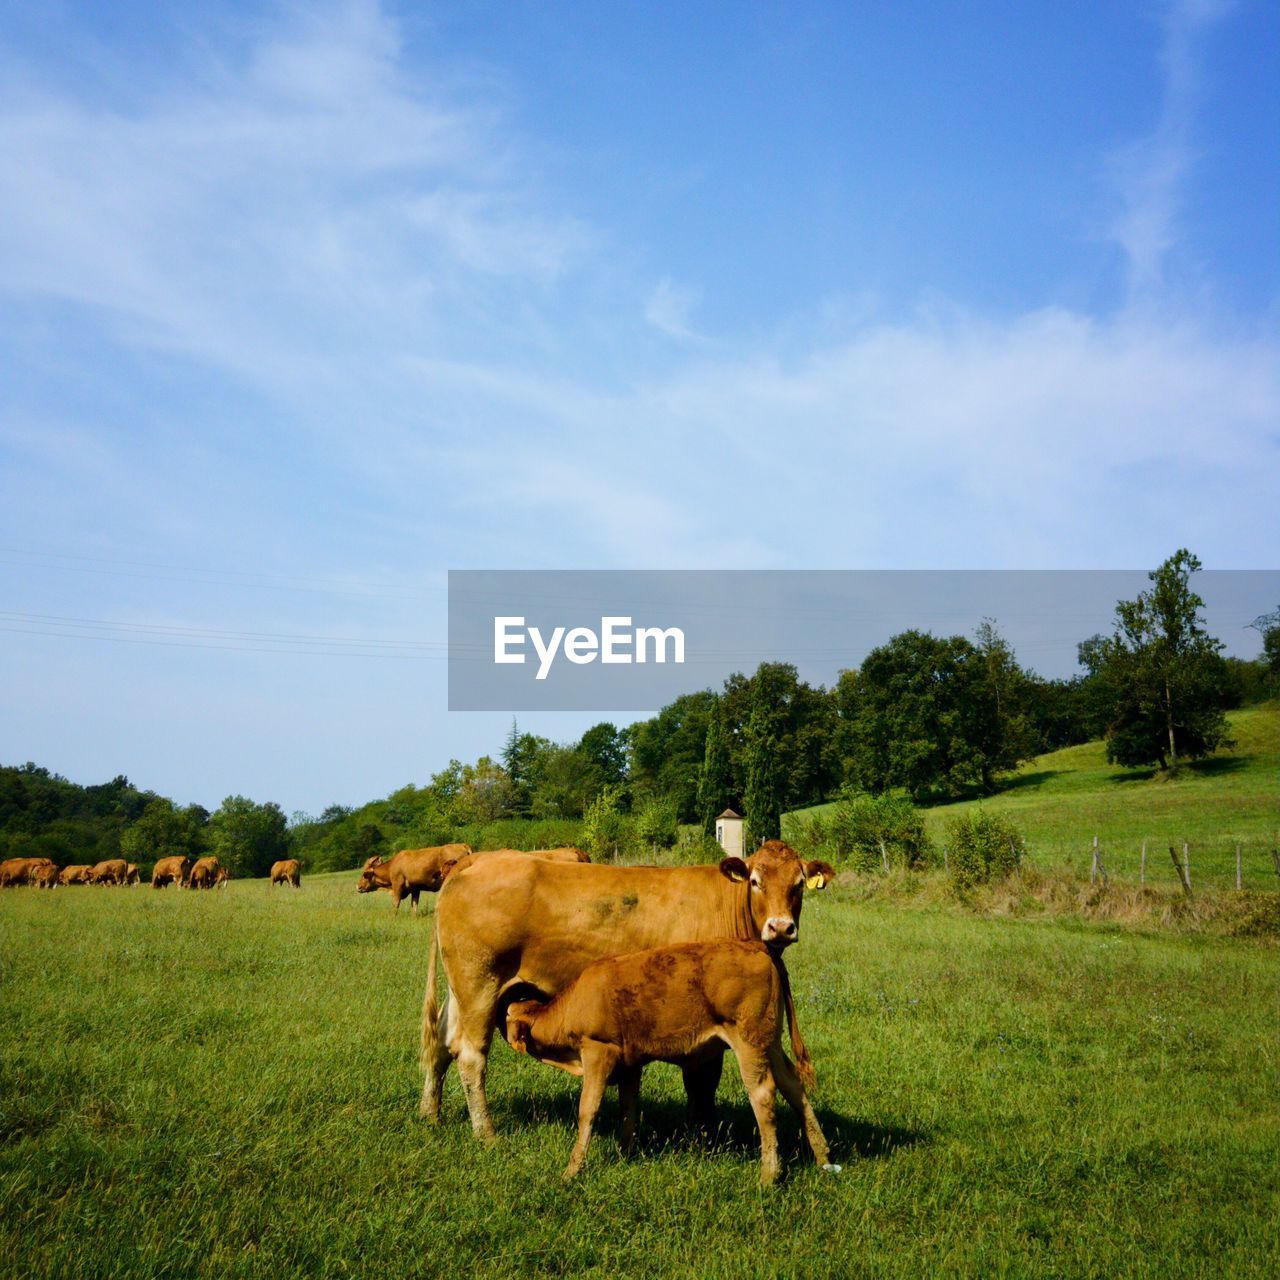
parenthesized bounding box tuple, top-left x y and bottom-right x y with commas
(508, 1019, 530, 1054)
(804, 860, 836, 891)
(440, 858, 459, 881)
(719, 857, 749, 883)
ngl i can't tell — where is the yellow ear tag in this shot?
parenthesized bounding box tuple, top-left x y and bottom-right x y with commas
(805, 873, 825, 890)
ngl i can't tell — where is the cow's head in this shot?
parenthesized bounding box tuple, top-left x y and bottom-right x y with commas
(720, 839, 836, 949)
(356, 855, 385, 893)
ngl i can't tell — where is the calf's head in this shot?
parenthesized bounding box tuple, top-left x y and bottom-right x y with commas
(720, 839, 836, 948)
(505, 999, 550, 1056)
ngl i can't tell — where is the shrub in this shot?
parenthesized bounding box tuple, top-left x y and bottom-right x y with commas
(945, 810, 1024, 889)
(794, 791, 933, 872)
(581, 785, 633, 862)
(635, 797, 679, 852)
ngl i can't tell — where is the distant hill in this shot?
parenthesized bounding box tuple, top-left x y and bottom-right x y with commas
(785, 702, 1279, 892)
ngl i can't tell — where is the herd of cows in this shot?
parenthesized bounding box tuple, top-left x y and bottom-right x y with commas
(0, 853, 302, 890)
(3, 836, 843, 1184)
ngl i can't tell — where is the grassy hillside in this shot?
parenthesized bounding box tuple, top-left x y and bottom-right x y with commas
(2, 872, 1277, 1278)
(787, 702, 1280, 892)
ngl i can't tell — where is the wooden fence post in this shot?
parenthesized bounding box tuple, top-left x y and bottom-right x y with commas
(1183, 842, 1191, 892)
(1140, 839, 1147, 887)
(1236, 843, 1243, 891)
(1270, 849, 1280, 881)
(1094, 845, 1109, 888)
(1169, 846, 1193, 900)
(1090, 836, 1099, 886)
(943, 844, 949, 874)
(878, 839, 890, 874)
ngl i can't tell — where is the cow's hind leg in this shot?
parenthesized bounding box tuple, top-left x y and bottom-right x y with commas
(564, 1042, 619, 1180)
(767, 1043, 837, 1171)
(682, 1052, 724, 1138)
(617, 1064, 643, 1156)
(452, 995, 501, 1144)
(728, 1038, 781, 1186)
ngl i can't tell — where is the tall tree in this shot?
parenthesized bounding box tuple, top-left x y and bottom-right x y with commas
(120, 798, 204, 866)
(1080, 549, 1234, 770)
(743, 667, 788, 844)
(844, 630, 1036, 801)
(696, 699, 734, 832)
(209, 796, 291, 878)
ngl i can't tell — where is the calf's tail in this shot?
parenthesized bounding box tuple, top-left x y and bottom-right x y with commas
(775, 954, 816, 1092)
(419, 912, 441, 1073)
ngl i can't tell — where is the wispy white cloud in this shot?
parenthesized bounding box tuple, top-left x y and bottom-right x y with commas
(644, 276, 704, 341)
(1106, 0, 1236, 299)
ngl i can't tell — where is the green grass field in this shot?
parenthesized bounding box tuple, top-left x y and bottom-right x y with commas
(3, 871, 1276, 1278)
(786, 702, 1280, 892)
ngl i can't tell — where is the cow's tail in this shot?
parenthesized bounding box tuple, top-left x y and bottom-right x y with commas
(775, 954, 816, 1092)
(419, 912, 441, 1073)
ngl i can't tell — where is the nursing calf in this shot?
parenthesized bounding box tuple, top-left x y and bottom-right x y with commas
(506, 940, 837, 1185)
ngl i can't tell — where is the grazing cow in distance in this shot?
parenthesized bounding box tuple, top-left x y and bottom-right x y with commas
(357, 844, 473, 915)
(1, 857, 57, 887)
(270, 859, 302, 888)
(189, 856, 227, 890)
(421, 839, 836, 1142)
(88, 858, 128, 885)
(32, 863, 61, 890)
(125, 864, 141, 885)
(213, 866, 231, 889)
(507, 940, 837, 1185)
(151, 855, 193, 889)
(60, 864, 94, 886)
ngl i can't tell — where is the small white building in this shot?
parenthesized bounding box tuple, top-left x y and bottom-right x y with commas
(715, 808, 744, 859)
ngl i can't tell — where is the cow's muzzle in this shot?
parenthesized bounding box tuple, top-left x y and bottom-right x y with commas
(761, 917, 797, 945)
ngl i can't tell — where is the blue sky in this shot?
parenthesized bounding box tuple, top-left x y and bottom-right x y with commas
(1, 0, 1277, 814)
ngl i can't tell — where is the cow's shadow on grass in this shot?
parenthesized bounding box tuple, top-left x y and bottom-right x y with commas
(497, 1087, 926, 1166)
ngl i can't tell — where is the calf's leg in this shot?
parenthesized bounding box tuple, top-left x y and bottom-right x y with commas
(767, 1043, 838, 1172)
(729, 1040, 781, 1187)
(563, 1041, 620, 1180)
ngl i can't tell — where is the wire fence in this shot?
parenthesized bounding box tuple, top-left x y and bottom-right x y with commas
(1021, 836, 1280, 894)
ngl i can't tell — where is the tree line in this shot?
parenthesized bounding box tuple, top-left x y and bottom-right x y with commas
(4, 550, 1275, 871)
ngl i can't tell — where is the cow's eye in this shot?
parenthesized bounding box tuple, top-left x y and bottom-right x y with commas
(749, 876, 761, 890)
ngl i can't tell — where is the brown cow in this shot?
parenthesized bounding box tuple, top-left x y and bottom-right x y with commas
(507, 940, 837, 1185)
(420, 839, 835, 1142)
(271, 859, 301, 888)
(32, 862, 61, 890)
(0, 857, 56, 887)
(436, 846, 592, 886)
(60, 864, 94, 886)
(151, 855, 193, 889)
(357, 845, 473, 914)
(88, 858, 128, 886)
(189, 856, 227, 890)
(125, 864, 141, 886)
